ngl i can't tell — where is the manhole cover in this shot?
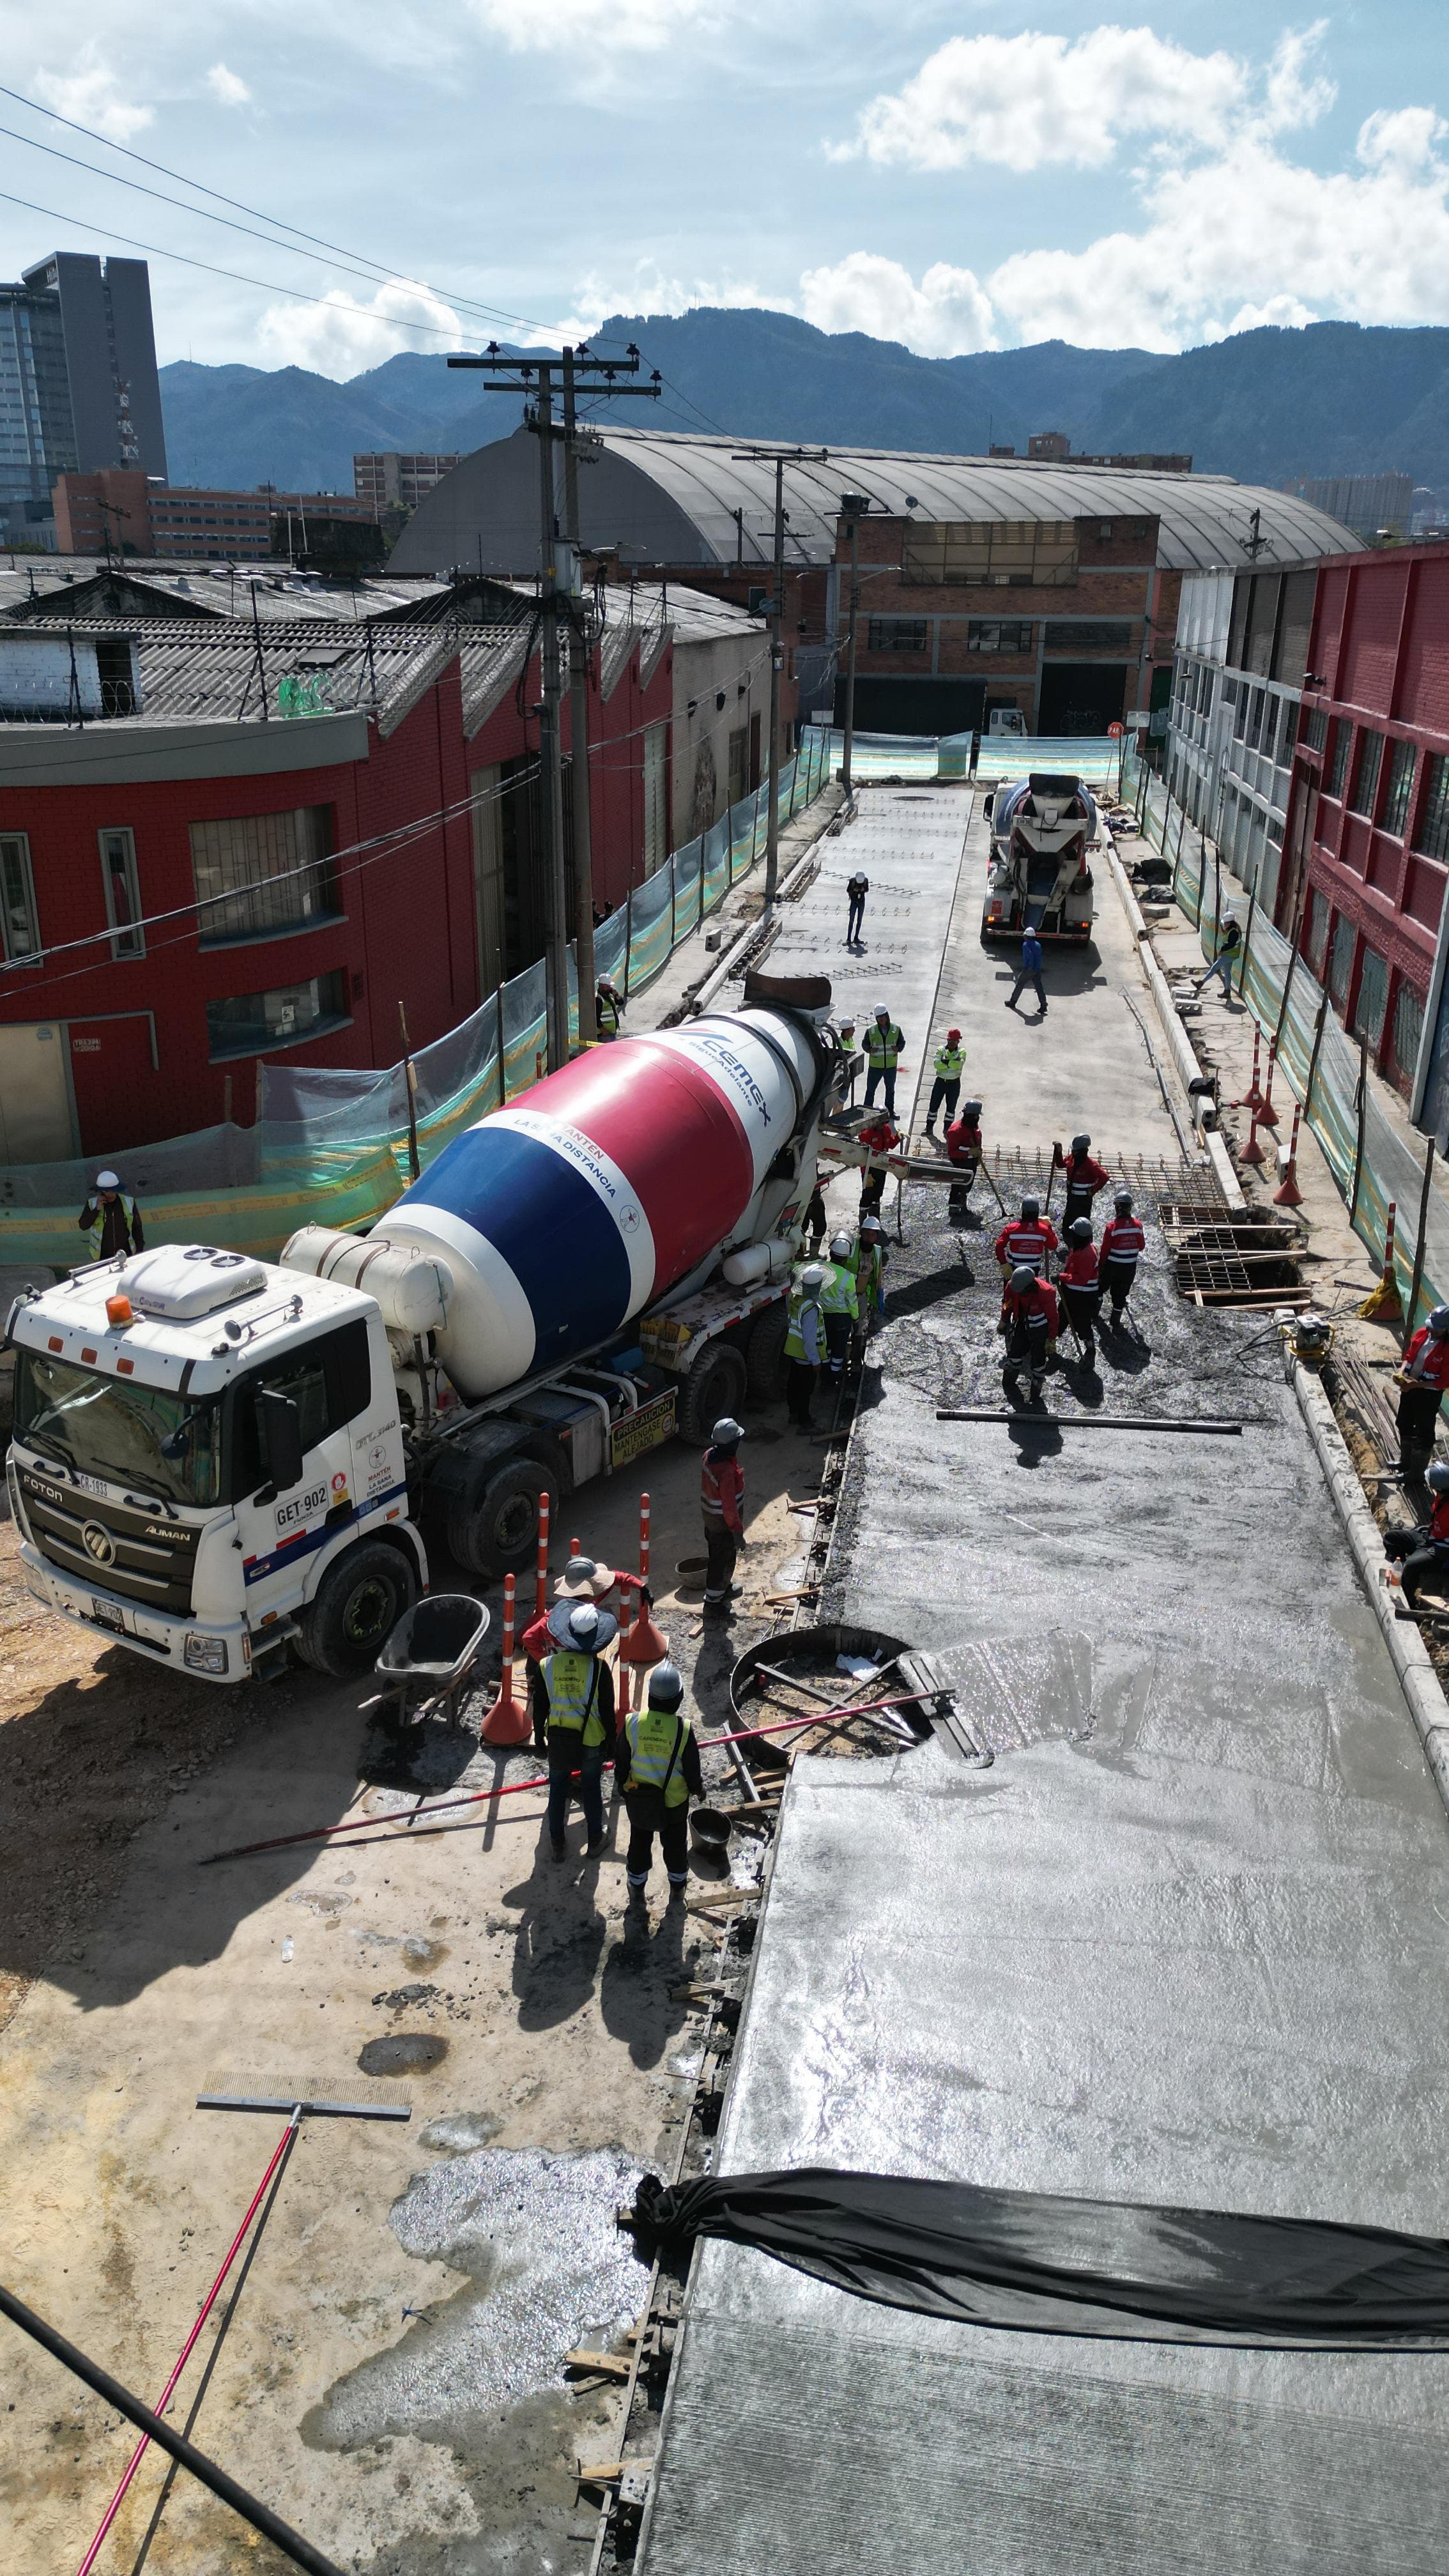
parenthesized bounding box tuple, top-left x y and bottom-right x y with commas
(358, 2032, 448, 2076)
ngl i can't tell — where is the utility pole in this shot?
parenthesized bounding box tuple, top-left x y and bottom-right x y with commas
(562, 349, 598, 1043)
(732, 445, 829, 908)
(449, 342, 660, 1068)
(839, 491, 870, 799)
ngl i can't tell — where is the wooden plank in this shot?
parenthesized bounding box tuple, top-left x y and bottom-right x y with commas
(565, 2349, 631, 2380)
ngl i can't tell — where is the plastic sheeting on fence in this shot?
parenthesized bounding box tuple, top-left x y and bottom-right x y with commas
(825, 728, 1122, 786)
(0, 730, 833, 1274)
(1124, 748, 1449, 1336)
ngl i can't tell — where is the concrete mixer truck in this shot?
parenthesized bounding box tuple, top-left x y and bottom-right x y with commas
(981, 771, 1098, 946)
(4, 991, 842, 1683)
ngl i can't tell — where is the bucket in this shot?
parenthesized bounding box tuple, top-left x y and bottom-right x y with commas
(676, 1554, 709, 1596)
(690, 1806, 733, 1853)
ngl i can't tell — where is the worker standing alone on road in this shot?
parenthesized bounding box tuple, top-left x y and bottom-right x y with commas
(530, 1597, 618, 1862)
(999, 1264, 1060, 1401)
(1383, 1462, 1449, 1606)
(1100, 1190, 1147, 1326)
(615, 1659, 702, 1904)
(702, 1416, 746, 1616)
(1395, 1305, 1449, 1476)
(79, 1170, 144, 1259)
(1006, 932, 1046, 1018)
(845, 871, 869, 947)
(1195, 916, 1243, 999)
(924, 1030, 964, 1135)
(1057, 1218, 1102, 1363)
(864, 1006, 905, 1114)
(995, 1195, 1059, 1275)
(820, 1232, 860, 1389)
(1059, 1134, 1111, 1230)
(783, 1262, 826, 1428)
(595, 977, 625, 1038)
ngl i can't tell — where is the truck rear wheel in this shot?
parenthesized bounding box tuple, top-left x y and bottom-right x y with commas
(677, 1340, 749, 1446)
(448, 1459, 555, 1579)
(746, 1301, 790, 1402)
(295, 1540, 416, 1678)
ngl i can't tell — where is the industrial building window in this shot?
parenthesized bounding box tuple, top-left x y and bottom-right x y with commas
(1198, 667, 1215, 716)
(1383, 739, 1416, 838)
(1300, 705, 1328, 751)
(190, 806, 338, 945)
(967, 620, 1032, 652)
(1328, 913, 1355, 1006)
(1414, 753, 1449, 862)
(901, 520, 1077, 588)
(643, 722, 670, 877)
(1393, 978, 1425, 1079)
(1246, 689, 1266, 749)
(205, 970, 349, 1060)
(99, 827, 143, 960)
(1325, 721, 1352, 800)
(1349, 729, 1384, 816)
(1353, 943, 1389, 1050)
(867, 618, 928, 652)
(0, 832, 40, 965)
(1043, 621, 1132, 654)
(1306, 888, 1330, 976)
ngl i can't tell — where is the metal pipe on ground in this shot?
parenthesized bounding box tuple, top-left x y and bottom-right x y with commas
(0, 2285, 346, 2576)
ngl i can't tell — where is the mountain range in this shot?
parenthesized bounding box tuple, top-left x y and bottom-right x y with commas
(157, 310, 1449, 500)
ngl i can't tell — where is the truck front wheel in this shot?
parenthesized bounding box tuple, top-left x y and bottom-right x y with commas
(448, 1460, 556, 1579)
(677, 1340, 749, 1446)
(296, 1540, 416, 1678)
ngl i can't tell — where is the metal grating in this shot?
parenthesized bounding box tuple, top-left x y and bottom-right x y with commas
(1160, 1208, 1308, 1308)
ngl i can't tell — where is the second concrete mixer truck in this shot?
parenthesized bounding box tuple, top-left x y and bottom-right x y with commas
(5, 991, 842, 1683)
(981, 771, 1098, 945)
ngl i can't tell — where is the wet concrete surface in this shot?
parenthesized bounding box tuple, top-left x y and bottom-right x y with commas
(638, 882, 1449, 2569)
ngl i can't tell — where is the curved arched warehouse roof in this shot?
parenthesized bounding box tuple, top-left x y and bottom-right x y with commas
(388, 424, 1361, 579)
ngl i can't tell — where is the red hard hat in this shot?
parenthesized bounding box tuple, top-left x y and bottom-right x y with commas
(947, 1027, 961, 1042)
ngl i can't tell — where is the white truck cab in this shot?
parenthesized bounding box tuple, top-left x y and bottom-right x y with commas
(6, 1245, 423, 1683)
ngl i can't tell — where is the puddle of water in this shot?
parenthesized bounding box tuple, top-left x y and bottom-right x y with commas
(305, 2147, 648, 2452)
(359, 2033, 449, 2076)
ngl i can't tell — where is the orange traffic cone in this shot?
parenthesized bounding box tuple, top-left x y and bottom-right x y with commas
(1257, 1036, 1280, 1129)
(1272, 1100, 1305, 1208)
(1358, 1199, 1404, 1322)
(481, 1573, 532, 1744)
(619, 1489, 669, 1665)
(1238, 1103, 1266, 1167)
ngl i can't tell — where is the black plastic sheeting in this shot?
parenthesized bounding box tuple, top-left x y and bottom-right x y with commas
(629, 2168, 1449, 2349)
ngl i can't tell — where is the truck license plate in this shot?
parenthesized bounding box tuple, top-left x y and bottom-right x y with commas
(91, 1597, 125, 1632)
(610, 1389, 677, 1469)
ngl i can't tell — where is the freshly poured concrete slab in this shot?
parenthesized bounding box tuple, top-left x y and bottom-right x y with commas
(637, 1092, 1449, 2573)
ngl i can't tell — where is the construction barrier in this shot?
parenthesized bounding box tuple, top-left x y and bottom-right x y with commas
(1123, 747, 1449, 1338)
(826, 728, 1122, 787)
(0, 731, 834, 1275)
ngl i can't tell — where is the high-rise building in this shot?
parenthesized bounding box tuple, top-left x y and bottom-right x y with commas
(0, 252, 166, 546)
(353, 452, 462, 515)
(1284, 471, 1413, 543)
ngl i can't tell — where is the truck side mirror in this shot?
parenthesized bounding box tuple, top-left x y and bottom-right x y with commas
(256, 1390, 304, 1494)
(983, 795, 994, 819)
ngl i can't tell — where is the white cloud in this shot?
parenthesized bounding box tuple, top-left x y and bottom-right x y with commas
(1223, 293, 1317, 337)
(468, 0, 713, 51)
(33, 45, 151, 142)
(257, 279, 468, 375)
(834, 26, 1248, 174)
(206, 62, 252, 109)
(799, 252, 995, 356)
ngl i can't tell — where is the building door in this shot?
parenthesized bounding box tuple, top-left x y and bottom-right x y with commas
(1038, 663, 1130, 734)
(0, 1022, 74, 1162)
(726, 726, 748, 807)
(66, 1015, 159, 1155)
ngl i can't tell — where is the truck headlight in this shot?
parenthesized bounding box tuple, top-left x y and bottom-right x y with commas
(184, 1632, 227, 1675)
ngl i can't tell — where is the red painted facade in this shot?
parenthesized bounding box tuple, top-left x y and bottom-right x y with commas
(1280, 544, 1449, 1098)
(0, 627, 671, 1158)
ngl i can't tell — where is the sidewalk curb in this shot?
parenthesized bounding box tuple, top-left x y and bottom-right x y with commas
(1292, 1358, 1449, 1819)
(1106, 842, 1245, 1210)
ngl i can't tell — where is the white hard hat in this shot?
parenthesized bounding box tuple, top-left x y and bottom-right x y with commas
(95, 1170, 121, 1190)
(801, 1262, 826, 1289)
(829, 1231, 854, 1261)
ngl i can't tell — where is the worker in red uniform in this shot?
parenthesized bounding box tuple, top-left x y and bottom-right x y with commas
(1383, 1461, 1449, 1604)
(702, 1416, 746, 1616)
(856, 1107, 900, 1215)
(999, 1264, 1059, 1400)
(995, 1195, 1059, 1274)
(1099, 1190, 1147, 1325)
(1059, 1133, 1111, 1230)
(945, 1098, 983, 1172)
(1395, 1305, 1449, 1476)
(1057, 1217, 1101, 1361)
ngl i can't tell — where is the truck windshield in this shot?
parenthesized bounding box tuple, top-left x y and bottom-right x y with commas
(12, 1350, 222, 1508)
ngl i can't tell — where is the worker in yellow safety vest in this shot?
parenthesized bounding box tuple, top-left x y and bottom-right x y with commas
(863, 1006, 905, 1115)
(783, 1261, 826, 1427)
(530, 1597, 618, 1862)
(615, 1660, 703, 1901)
(820, 1230, 859, 1387)
(79, 1170, 144, 1260)
(924, 1029, 964, 1134)
(854, 1215, 889, 1328)
(596, 977, 624, 1038)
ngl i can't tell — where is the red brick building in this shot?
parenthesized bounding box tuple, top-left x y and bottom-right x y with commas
(0, 608, 672, 1162)
(1280, 542, 1449, 1101)
(53, 469, 378, 562)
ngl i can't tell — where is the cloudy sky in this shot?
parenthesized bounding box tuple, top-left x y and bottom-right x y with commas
(0, 5, 1443, 376)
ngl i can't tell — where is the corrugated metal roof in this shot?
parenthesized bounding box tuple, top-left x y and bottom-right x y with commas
(591, 429, 1363, 574)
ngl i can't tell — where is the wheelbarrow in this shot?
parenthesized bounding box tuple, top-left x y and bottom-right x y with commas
(375, 1593, 491, 1734)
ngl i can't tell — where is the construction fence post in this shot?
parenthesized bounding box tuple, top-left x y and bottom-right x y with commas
(1406, 1137, 1436, 1347)
(1349, 1035, 1368, 1228)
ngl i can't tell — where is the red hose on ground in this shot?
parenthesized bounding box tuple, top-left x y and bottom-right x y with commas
(200, 1692, 935, 1866)
(74, 2115, 297, 2574)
